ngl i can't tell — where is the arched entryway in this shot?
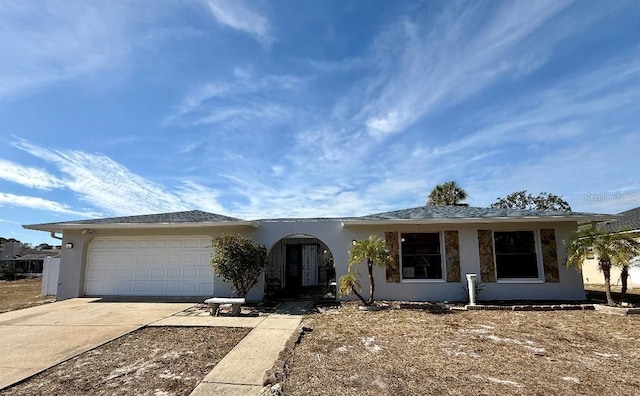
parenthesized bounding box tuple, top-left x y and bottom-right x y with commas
(265, 234, 335, 299)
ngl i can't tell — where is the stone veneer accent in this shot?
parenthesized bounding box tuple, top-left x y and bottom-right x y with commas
(478, 230, 496, 282)
(445, 231, 461, 282)
(540, 228, 559, 282)
(385, 232, 401, 283)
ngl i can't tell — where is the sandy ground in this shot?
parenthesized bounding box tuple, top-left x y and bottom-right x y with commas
(0, 278, 54, 313)
(284, 302, 640, 396)
(3, 326, 250, 396)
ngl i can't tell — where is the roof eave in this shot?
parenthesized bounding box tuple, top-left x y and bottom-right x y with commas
(342, 214, 620, 227)
(22, 221, 259, 233)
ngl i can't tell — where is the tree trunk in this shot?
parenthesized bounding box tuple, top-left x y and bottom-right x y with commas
(351, 285, 367, 305)
(367, 259, 375, 305)
(600, 259, 615, 306)
(619, 265, 629, 306)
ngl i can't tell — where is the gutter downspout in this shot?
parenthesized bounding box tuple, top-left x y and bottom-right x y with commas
(50, 232, 63, 240)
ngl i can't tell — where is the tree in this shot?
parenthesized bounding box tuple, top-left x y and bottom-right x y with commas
(491, 190, 571, 211)
(565, 225, 640, 306)
(210, 233, 267, 298)
(426, 181, 468, 206)
(339, 235, 390, 306)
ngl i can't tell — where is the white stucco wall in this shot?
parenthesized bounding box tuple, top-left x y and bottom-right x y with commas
(54, 219, 586, 302)
(582, 256, 640, 288)
(342, 221, 585, 302)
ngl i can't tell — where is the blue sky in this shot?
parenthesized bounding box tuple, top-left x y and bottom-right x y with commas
(1, 0, 640, 244)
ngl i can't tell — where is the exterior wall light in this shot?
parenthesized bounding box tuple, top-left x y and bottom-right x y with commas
(352, 239, 357, 246)
(65, 242, 74, 249)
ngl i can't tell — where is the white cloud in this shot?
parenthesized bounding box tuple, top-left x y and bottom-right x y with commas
(203, 0, 273, 45)
(166, 69, 304, 126)
(348, 1, 582, 137)
(12, 139, 226, 217)
(0, 1, 134, 102)
(0, 192, 92, 216)
(0, 159, 64, 189)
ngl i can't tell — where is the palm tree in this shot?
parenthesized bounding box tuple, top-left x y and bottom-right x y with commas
(566, 225, 640, 306)
(339, 235, 389, 306)
(427, 181, 468, 206)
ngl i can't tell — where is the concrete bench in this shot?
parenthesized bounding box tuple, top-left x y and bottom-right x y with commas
(204, 297, 246, 316)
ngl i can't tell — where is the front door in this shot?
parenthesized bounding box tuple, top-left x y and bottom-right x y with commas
(285, 245, 302, 293)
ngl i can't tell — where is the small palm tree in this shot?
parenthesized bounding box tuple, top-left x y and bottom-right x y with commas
(566, 225, 640, 306)
(339, 235, 390, 306)
(427, 181, 468, 206)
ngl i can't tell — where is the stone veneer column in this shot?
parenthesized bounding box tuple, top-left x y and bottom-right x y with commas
(540, 229, 560, 282)
(445, 231, 461, 282)
(477, 230, 496, 282)
(385, 232, 401, 282)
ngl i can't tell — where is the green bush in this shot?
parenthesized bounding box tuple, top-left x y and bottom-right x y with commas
(0, 264, 18, 280)
(211, 233, 267, 297)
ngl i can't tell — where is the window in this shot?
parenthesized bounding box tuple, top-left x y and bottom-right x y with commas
(493, 231, 540, 279)
(401, 232, 443, 280)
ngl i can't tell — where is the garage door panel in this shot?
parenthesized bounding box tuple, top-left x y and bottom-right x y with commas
(134, 269, 150, 280)
(119, 269, 134, 280)
(137, 240, 152, 248)
(85, 236, 213, 296)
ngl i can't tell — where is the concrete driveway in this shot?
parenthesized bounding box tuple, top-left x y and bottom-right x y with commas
(0, 298, 194, 390)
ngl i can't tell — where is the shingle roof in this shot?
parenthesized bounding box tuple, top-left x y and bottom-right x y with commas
(598, 206, 640, 233)
(23, 210, 252, 231)
(356, 205, 601, 220)
(15, 253, 60, 260)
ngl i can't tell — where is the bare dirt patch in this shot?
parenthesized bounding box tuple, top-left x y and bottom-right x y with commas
(284, 302, 640, 395)
(3, 326, 250, 396)
(0, 278, 54, 313)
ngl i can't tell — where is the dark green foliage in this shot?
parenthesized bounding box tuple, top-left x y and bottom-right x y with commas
(491, 190, 571, 211)
(210, 233, 267, 297)
(427, 181, 468, 206)
(0, 264, 18, 280)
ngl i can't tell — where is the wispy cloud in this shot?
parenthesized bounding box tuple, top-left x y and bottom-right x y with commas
(203, 0, 273, 45)
(347, 0, 580, 137)
(0, 159, 64, 189)
(11, 139, 226, 217)
(0, 192, 93, 217)
(166, 67, 304, 126)
(0, 1, 134, 102)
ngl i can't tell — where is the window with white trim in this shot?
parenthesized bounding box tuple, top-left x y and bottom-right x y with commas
(493, 230, 540, 279)
(400, 232, 443, 280)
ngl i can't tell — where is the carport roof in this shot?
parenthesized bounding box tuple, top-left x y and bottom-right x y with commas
(23, 210, 258, 232)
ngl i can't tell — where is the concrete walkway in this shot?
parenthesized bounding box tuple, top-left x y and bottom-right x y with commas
(190, 301, 311, 396)
(0, 298, 194, 390)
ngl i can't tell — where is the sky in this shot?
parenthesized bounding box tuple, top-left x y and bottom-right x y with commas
(1, 0, 640, 245)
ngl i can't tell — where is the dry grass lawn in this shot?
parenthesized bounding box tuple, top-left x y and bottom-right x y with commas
(3, 326, 250, 396)
(284, 303, 640, 396)
(0, 278, 54, 313)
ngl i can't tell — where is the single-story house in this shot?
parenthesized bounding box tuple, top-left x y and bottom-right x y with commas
(23, 206, 615, 302)
(0, 239, 60, 277)
(581, 206, 640, 288)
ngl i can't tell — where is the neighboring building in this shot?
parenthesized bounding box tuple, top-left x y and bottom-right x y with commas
(23, 206, 614, 302)
(0, 241, 22, 261)
(0, 240, 61, 276)
(581, 206, 640, 288)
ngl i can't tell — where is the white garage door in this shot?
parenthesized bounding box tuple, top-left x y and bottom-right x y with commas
(85, 236, 214, 296)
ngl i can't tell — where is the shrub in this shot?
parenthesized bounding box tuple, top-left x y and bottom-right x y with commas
(210, 233, 267, 297)
(0, 264, 18, 280)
